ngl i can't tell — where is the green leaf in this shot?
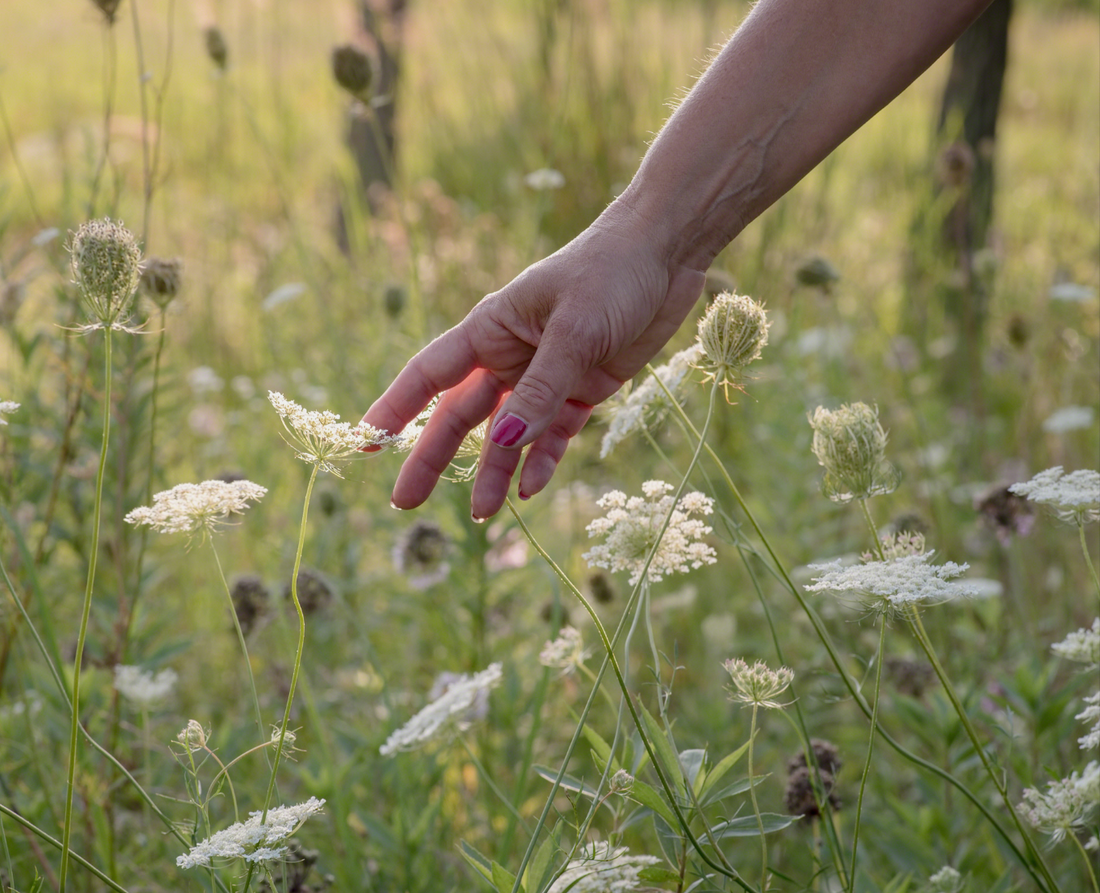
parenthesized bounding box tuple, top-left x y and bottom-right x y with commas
(698, 739, 751, 802)
(638, 866, 682, 883)
(459, 840, 494, 883)
(581, 723, 616, 771)
(635, 700, 685, 799)
(627, 778, 679, 829)
(679, 748, 706, 794)
(491, 861, 521, 893)
(533, 765, 600, 800)
(524, 822, 562, 893)
(713, 813, 800, 837)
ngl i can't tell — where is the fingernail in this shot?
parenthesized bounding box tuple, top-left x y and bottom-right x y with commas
(471, 512, 487, 524)
(518, 489, 530, 501)
(489, 412, 528, 448)
(389, 499, 403, 511)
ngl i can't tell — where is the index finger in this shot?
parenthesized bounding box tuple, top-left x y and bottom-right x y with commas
(360, 324, 479, 437)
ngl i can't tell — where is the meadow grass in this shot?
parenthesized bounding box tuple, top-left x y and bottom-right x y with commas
(0, 0, 1097, 891)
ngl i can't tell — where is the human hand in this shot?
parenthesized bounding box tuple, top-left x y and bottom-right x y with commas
(360, 199, 707, 519)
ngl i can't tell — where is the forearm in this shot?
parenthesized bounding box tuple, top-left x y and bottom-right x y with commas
(619, 0, 993, 271)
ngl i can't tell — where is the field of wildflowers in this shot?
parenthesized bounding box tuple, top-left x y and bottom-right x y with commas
(0, 1, 1097, 891)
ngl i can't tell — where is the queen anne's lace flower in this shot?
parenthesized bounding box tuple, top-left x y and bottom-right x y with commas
(925, 866, 965, 893)
(695, 291, 770, 390)
(113, 665, 178, 706)
(723, 658, 794, 709)
(809, 402, 900, 503)
(1076, 692, 1100, 751)
(547, 840, 661, 893)
(600, 344, 703, 458)
(176, 797, 326, 868)
(124, 480, 267, 536)
(69, 218, 143, 331)
(1018, 761, 1099, 843)
(805, 552, 978, 614)
(1009, 466, 1100, 524)
(539, 626, 588, 673)
(583, 481, 716, 586)
(269, 391, 394, 475)
(1052, 618, 1100, 669)
(0, 401, 19, 424)
(380, 663, 502, 756)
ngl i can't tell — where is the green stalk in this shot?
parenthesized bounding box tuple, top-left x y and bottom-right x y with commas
(848, 616, 887, 892)
(60, 330, 114, 893)
(747, 703, 767, 890)
(1079, 519, 1100, 602)
(1071, 831, 1100, 893)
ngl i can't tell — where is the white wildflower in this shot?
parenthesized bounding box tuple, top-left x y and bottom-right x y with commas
(176, 797, 325, 868)
(524, 168, 565, 190)
(1076, 692, 1100, 751)
(583, 481, 717, 586)
(380, 663, 503, 756)
(1018, 761, 1099, 843)
(600, 344, 703, 458)
(176, 719, 208, 752)
(0, 401, 19, 425)
(1042, 405, 1095, 435)
(1052, 618, 1100, 668)
(805, 552, 978, 614)
(539, 626, 588, 673)
(1009, 466, 1100, 524)
(925, 865, 964, 893)
(124, 479, 267, 536)
(723, 657, 795, 709)
(268, 391, 393, 475)
(113, 665, 178, 706)
(547, 840, 660, 893)
(695, 291, 770, 390)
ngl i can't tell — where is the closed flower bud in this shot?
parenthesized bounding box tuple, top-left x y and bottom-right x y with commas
(383, 282, 406, 318)
(140, 256, 183, 309)
(332, 44, 374, 100)
(70, 219, 142, 330)
(177, 719, 208, 752)
(794, 254, 841, 290)
(90, 0, 122, 25)
(809, 402, 900, 503)
(204, 25, 229, 71)
(609, 769, 635, 795)
(695, 291, 769, 389)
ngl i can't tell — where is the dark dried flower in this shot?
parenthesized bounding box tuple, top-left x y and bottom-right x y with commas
(383, 282, 406, 318)
(331, 44, 374, 101)
(936, 142, 975, 189)
(794, 255, 841, 290)
(140, 257, 183, 309)
(976, 485, 1035, 546)
(788, 738, 843, 777)
(284, 568, 333, 616)
(587, 571, 615, 604)
(230, 575, 270, 637)
(885, 656, 937, 698)
(204, 26, 229, 71)
(785, 766, 840, 818)
(392, 519, 450, 589)
(90, 0, 123, 24)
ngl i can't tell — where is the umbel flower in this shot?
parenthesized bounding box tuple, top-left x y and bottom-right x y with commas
(176, 797, 326, 868)
(723, 658, 794, 709)
(268, 391, 393, 475)
(69, 218, 143, 332)
(695, 291, 770, 392)
(805, 552, 979, 616)
(1018, 761, 1099, 843)
(139, 256, 183, 310)
(380, 662, 503, 756)
(1076, 692, 1100, 751)
(1009, 466, 1100, 524)
(547, 841, 661, 893)
(583, 480, 717, 586)
(809, 402, 900, 503)
(176, 719, 209, 753)
(331, 44, 374, 101)
(539, 626, 588, 673)
(0, 401, 19, 425)
(1051, 617, 1100, 669)
(113, 665, 178, 706)
(600, 343, 703, 458)
(124, 479, 267, 536)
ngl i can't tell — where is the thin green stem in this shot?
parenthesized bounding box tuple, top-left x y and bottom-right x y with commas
(906, 606, 1060, 892)
(859, 500, 886, 561)
(460, 738, 530, 832)
(1072, 831, 1100, 893)
(60, 331, 113, 893)
(747, 703, 767, 890)
(848, 616, 887, 892)
(1078, 520, 1100, 602)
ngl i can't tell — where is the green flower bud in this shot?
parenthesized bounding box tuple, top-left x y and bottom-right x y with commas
(695, 291, 769, 389)
(69, 219, 142, 330)
(809, 402, 900, 503)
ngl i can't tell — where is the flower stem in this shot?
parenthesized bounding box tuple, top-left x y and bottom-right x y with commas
(1079, 520, 1100, 603)
(848, 616, 887, 892)
(1071, 831, 1100, 893)
(747, 704, 767, 890)
(60, 330, 113, 893)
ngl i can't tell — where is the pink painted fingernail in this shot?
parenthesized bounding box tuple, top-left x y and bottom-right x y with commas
(490, 412, 528, 448)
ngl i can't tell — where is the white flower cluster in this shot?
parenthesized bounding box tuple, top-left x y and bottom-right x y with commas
(547, 840, 660, 893)
(583, 481, 717, 586)
(380, 663, 503, 756)
(0, 401, 19, 425)
(1042, 405, 1095, 435)
(805, 552, 978, 614)
(268, 391, 395, 474)
(176, 796, 326, 868)
(124, 479, 267, 535)
(924, 865, 965, 893)
(113, 665, 178, 706)
(1077, 692, 1100, 751)
(1052, 618, 1100, 668)
(600, 344, 703, 458)
(1018, 761, 1099, 843)
(1009, 466, 1100, 523)
(723, 657, 795, 709)
(539, 626, 588, 673)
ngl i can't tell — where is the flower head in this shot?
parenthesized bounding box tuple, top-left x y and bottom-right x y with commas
(124, 479, 267, 537)
(600, 344, 703, 458)
(380, 662, 503, 756)
(924, 866, 965, 893)
(582, 481, 716, 586)
(1018, 761, 1099, 843)
(524, 168, 565, 191)
(695, 292, 770, 390)
(539, 626, 588, 674)
(1076, 691, 1100, 751)
(1051, 618, 1100, 669)
(392, 519, 451, 589)
(268, 391, 393, 475)
(1009, 466, 1100, 524)
(809, 402, 900, 503)
(113, 665, 178, 706)
(331, 44, 374, 101)
(0, 401, 19, 425)
(176, 720, 209, 752)
(723, 658, 794, 709)
(69, 219, 142, 331)
(176, 797, 326, 868)
(609, 769, 635, 795)
(805, 552, 978, 616)
(547, 841, 660, 893)
(1042, 405, 1095, 435)
(140, 256, 183, 310)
